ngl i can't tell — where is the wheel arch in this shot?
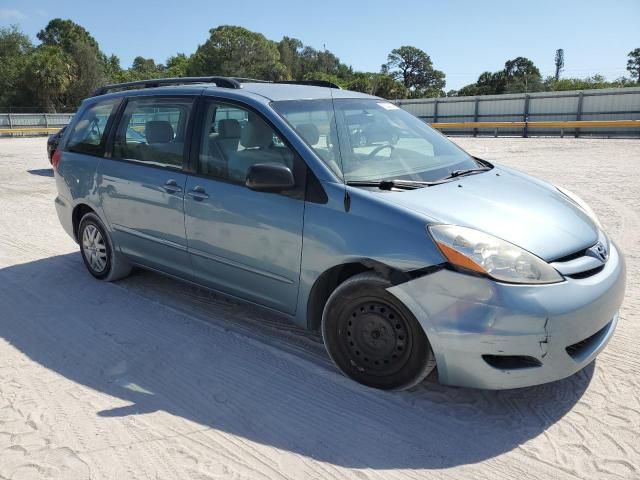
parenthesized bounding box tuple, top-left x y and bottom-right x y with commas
(71, 203, 97, 242)
(306, 259, 425, 331)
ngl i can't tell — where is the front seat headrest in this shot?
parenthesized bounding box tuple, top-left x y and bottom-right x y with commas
(145, 121, 174, 144)
(240, 119, 273, 149)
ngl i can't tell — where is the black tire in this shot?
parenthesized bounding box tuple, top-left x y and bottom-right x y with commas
(78, 212, 131, 282)
(321, 272, 436, 390)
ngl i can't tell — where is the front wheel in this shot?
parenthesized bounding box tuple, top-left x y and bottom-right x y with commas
(321, 272, 436, 390)
(78, 212, 131, 282)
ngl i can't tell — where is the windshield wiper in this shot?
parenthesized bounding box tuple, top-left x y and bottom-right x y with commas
(346, 179, 433, 190)
(346, 165, 492, 191)
(438, 167, 491, 181)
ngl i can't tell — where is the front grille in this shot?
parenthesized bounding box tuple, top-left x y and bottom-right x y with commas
(567, 265, 605, 279)
(566, 321, 612, 359)
(551, 239, 608, 280)
(552, 248, 589, 263)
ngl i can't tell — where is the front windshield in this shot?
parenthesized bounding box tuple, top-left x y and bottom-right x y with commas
(272, 98, 479, 183)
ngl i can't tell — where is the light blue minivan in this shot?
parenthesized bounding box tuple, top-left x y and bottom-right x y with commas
(53, 77, 626, 390)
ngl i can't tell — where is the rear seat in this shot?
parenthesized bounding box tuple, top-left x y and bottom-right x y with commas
(140, 120, 183, 166)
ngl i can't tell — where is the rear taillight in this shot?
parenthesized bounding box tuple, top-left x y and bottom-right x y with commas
(51, 149, 61, 171)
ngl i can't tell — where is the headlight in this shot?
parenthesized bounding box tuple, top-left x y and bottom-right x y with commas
(556, 186, 601, 228)
(428, 225, 563, 284)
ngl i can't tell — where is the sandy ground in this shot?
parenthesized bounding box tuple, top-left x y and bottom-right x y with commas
(0, 136, 638, 480)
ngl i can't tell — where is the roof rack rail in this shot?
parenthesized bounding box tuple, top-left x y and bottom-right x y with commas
(232, 77, 269, 84)
(232, 78, 340, 89)
(275, 80, 341, 89)
(92, 76, 342, 97)
(92, 76, 242, 96)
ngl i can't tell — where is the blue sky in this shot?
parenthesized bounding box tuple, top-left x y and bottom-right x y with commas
(2, 0, 638, 90)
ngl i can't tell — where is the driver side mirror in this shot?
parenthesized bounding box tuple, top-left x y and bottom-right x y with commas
(246, 163, 295, 193)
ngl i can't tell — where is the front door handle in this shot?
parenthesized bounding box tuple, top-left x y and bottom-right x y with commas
(187, 186, 209, 201)
(163, 179, 183, 194)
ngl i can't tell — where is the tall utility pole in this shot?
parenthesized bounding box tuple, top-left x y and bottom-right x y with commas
(554, 49, 564, 81)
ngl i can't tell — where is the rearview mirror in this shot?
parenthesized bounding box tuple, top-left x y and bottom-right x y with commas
(246, 163, 295, 193)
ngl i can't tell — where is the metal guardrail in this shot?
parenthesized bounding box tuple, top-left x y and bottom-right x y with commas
(2, 111, 640, 139)
(397, 86, 640, 137)
(0, 127, 62, 134)
(429, 120, 640, 137)
(2, 121, 640, 138)
(0, 112, 73, 137)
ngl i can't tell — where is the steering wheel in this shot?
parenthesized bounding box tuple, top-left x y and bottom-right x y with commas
(366, 143, 395, 160)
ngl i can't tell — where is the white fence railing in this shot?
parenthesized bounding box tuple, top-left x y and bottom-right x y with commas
(395, 86, 640, 137)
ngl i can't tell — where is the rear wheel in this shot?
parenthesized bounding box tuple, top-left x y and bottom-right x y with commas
(321, 272, 435, 390)
(78, 212, 131, 281)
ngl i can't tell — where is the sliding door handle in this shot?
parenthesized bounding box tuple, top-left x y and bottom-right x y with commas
(162, 179, 183, 194)
(187, 186, 209, 201)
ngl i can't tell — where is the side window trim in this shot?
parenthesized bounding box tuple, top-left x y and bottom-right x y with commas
(186, 95, 206, 174)
(107, 94, 197, 172)
(104, 96, 128, 159)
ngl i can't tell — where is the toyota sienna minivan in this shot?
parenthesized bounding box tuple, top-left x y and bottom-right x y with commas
(53, 76, 626, 390)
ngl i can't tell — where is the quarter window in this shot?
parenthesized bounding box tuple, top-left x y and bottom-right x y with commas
(66, 99, 119, 156)
(112, 97, 194, 169)
(198, 102, 295, 184)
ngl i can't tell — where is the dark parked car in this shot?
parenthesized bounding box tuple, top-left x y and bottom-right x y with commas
(47, 126, 67, 162)
(47, 125, 145, 163)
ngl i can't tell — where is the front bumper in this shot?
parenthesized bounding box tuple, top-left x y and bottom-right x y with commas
(387, 242, 626, 389)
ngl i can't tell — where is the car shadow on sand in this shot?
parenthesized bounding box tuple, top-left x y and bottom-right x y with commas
(0, 253, 594, 470)
(27, 168, 54, 177)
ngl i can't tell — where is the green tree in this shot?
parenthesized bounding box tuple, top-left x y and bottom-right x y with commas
(371, 74, 408, 99)
(383, 46, 445, 97)
(477, 71, 505, 94)
(0, 25, 34, 108)
(37, 19, 110, 107)
(23, 45, 74, 111)
(302, 71, 348, 88)
(165, 53, 189, 77)
(502, 56, 543, 92)
(277, 36, 303, 79)
(455, 57, 543, 96)
(627, 48, 640, 81)
(346, 72, 374, 94)
(347, 72, 408, 99)
(37, 18, 101, 55)
(545, 74, 635, 91)
(554, 48, 564, 81)
(104, 54, 127, 83)
(66, 40, 106, 106)
(189, 26, 287, 80)
(129, 56, 163, 80)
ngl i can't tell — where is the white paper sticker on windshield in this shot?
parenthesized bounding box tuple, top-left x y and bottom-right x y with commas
(377, 102, 400, 110)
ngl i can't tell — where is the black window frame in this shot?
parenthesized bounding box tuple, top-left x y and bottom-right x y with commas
(190, 96, 311, 200)
(63, 97, 122, 158)
(105, 94, 198, 172)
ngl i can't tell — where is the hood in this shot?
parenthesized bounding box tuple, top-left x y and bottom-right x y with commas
(380, 166, 598, 261)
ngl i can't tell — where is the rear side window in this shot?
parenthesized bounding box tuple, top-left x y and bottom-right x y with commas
(66, 99, 119, 156)
(112, 97, 194, 169)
